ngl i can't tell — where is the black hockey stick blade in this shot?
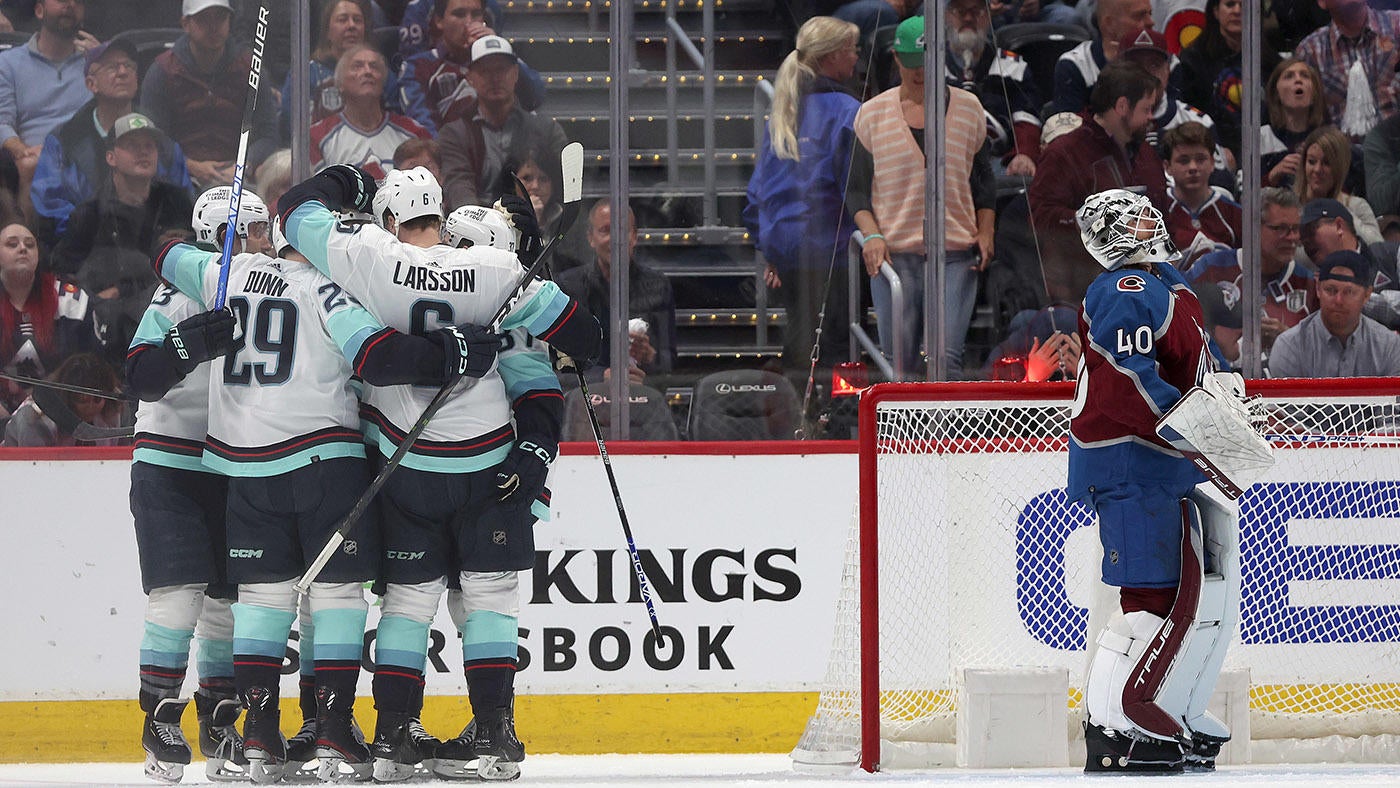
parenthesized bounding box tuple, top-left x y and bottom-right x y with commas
(72, 422, 136, 441)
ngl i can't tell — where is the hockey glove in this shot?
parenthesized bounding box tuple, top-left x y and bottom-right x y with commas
(496, 195, 543, 265)
(320, 164, 378, 214)
(164, 308, 236, 376)
(434, 323, 501, 380)
(495, 436, 557, 503)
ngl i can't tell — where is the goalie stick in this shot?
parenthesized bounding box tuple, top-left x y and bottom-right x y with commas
(295, 142, 586, 593)
(213, 0, 269, 310)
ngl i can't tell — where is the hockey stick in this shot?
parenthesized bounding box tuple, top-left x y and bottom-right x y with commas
(213, 0, 269, 310)
(295, 142, 586, 594)
(0, 370, 132, 402)
(73, 421, 135, 441)
(571, 370, 664, 640)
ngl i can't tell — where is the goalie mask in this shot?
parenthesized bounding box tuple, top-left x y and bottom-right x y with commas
(1076, 189, 1180, 271)
(192, 187, 269, 247)
(373, 166, 442, 230)
(442, 204, 517, 252)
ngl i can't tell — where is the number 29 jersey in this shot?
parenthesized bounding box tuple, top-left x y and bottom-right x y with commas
(1067, 263, 1212, 501)
(155, 244, 388, 477)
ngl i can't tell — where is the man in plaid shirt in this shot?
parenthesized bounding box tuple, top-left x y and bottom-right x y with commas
(1294, 0, 1400, 132)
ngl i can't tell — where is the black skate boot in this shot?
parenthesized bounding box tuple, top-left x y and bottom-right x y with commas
(1185, 730, 1228, 771)
(195, 691, 249, 782)
(1083, 720, 1184, 773)
(142, 698, 192, 783)
(371, 711, 441, 782)
(283, 716, 318, 781)
(432, 718, 477, 780)
(314, 686, 373, 782)
(240, 686, 288, 785)
(470, 706, 525, 782)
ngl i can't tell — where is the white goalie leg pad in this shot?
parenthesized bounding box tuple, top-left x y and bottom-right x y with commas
(195, 595, 235, 642)
(146, 583, 207, 631)
(307, 581, 367, 613)
(380, 577, 448, 625)
(457, 571, 520, 618)
(1158, 487, 1240, 742)
(1085, 609, 1180, 741)
(237, 581, 297, 613)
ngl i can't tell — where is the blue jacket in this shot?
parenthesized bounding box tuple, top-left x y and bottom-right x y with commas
(744, 77, 859, 271)
(30, 99, 192, 246)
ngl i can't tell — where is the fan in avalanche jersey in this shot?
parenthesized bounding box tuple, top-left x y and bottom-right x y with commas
(1069, 189, 1237, 774)
(275, 164, 600, 782)
(150, 217, 501, 783)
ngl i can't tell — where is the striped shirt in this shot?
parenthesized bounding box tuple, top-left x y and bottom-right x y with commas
(1294, 9, 1400, 130)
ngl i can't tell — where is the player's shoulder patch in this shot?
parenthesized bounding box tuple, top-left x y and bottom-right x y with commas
(1116, 273, 1147, 292)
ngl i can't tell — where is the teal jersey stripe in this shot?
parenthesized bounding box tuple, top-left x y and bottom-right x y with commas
(130, 308, 175, 350)
(498, 353, 560, 401)
(201, 441, 365, 477)
(159, 244, 216, 308)
(133, 447, 212, 473)
(372, 433, 510, 474)
(327, 309, 383, 365)
(140, 621, 195, 666)
(311, 607, 369, 655)
(375, 616, 430, 671)
(285, 201, 337, 277)
(502, 282, 570, 335)
(195, 637, 234, 680)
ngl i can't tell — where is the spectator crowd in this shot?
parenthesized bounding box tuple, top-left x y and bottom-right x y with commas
(3, 0, 1400, 445)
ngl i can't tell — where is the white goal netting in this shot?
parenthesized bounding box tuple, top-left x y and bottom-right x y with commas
(794, 381, 1400, 770)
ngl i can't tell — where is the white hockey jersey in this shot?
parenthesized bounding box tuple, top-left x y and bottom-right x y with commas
(127, 284, 215, 472)
(284, 202, 570, 473)
(156, 243, 388, 477)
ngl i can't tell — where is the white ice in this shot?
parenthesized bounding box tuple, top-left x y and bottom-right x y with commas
(2, 755, 1399, 787)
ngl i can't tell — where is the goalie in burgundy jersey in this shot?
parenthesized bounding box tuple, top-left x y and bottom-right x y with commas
(1069, 189, 1238, 773)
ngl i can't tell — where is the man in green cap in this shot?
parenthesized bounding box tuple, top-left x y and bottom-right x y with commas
(845, 15, 997, 379)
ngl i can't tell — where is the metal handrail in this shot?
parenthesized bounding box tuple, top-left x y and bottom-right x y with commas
(848, 232, 902, 381)
(753, 80, 775, 347)
(663, 7, 717, 225)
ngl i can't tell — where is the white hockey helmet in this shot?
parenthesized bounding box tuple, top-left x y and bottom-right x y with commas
(442, 204, 518, 252)
(269, 212, 291, 256)
(372, 166, 442, 230)
(1075, 188, 1180, 271)
(192, 187, 270, 247)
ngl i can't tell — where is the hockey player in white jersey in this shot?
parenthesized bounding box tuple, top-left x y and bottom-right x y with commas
(151, 215, 503, 783)
(276, 164, 600, 782)
(123, 188, 271, 783)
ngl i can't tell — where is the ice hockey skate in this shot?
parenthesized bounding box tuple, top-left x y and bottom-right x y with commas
(195, 692, 248, 781)
(240, 687, 288, 784)
(370, 711, 440, 782)
(279, 716, 320, 782)
(142, 698, 192, 783)
(1185, 729, 1227, 771)
(1083, 720, 1184, 773)
(314, 687, 373, 781)
(433, 708, 523, 782)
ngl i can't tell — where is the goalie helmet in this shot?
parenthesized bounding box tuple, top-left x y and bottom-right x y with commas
(442, 204, 517, 252)
(1076, 188, 1180, 271)
(372, 166, 442, 230)
(192, 187, 269, 247)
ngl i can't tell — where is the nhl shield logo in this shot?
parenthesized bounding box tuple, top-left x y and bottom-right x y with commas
(343, 540, 358, 556)
(492, 530, 507, 545)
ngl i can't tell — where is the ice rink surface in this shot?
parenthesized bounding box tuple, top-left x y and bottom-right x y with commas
(2, 755, 1399, 787)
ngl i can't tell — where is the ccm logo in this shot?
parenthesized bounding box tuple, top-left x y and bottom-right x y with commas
(715, 383, 777, 394)
(1117, 275, 1147, 292)
(229, 548, 263, 559)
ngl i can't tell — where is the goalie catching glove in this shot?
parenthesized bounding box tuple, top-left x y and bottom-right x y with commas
(433, 323, 501, 380)
(164, 308, 236, 375)
(1155, 372, 1275, 499)
(495, 437, 556, 503)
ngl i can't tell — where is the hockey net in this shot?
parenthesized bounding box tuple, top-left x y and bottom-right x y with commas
(793, 380, 1400, 770)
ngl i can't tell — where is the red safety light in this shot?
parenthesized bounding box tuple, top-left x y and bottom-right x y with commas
(832, 362, 868, 396)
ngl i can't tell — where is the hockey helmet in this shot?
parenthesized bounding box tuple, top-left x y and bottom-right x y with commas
(442, 204, 517, 252)
(372, 166, 442, 230)
(192, 187, 270, 247)
(269, 212, 291, 257)
(1076, 188, 1180, 271)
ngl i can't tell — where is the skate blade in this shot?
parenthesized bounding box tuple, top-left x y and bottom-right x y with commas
(277, 760, 322, 784)
(316, 755, 373, 783)
(372, 757, 439, 783)
(246, 756, 288, 785)
(475, 755, 521, 782)
(205, 757, 251, 782)
(430, 757, 477, 781)
(143, 753, 185, 783)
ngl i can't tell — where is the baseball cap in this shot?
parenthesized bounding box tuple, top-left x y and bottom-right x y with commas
(470, 35, 517, 66)
(892, 16, 925, 69)
(1317, 250, 1375, 287)
(182, 0, 232, 17)
(108, 113, 162, 147)
(1301, 198, 1354, 228)
(84, 37, 139, 75)
(1041, 112, 1083, 146)
(1117, 28, 1170, 61)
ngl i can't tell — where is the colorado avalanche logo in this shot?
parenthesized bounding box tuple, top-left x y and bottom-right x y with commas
(1214, 68, 1243, 115)
(1117, 275, 1147, 292)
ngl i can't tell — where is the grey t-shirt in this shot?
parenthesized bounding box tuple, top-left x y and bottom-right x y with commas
(1268, 311, 1400, 378)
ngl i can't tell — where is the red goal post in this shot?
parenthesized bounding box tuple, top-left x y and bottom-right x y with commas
(793, 379, 1400, 772)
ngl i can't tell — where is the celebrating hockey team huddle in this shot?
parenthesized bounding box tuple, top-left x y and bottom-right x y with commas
(127, 163, 602, 783)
